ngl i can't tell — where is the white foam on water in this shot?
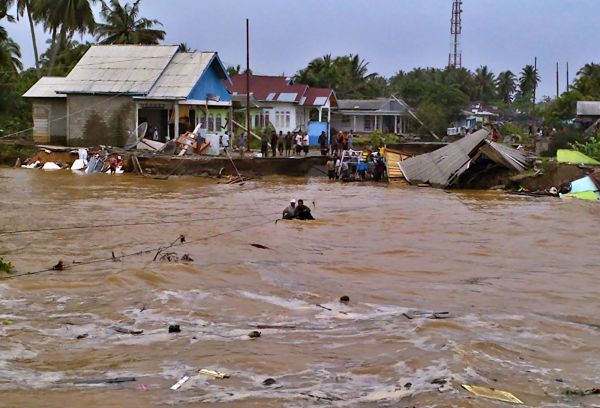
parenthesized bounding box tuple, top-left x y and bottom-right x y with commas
(236, 290, 315, 311)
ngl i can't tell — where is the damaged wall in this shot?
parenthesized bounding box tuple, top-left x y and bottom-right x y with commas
(67, 95, 136, 147)
(31, 99, 67, 145)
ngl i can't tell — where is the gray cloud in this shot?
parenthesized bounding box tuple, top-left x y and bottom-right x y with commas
(5, 0, 599, 98)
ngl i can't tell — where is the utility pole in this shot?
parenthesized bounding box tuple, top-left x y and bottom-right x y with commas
(246, 18, 251, 151)
(556, 62, 559, 99)
(448, 0, 463, 69)
(532, 57, 538, 151)
(566, 62, 570, 93)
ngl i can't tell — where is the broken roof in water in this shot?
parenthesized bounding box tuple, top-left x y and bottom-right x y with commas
(399, 129, 533, 188)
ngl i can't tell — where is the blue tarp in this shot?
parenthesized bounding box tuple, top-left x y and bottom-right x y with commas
(307, 121, 329, 146)
(570, 176, 598, 194)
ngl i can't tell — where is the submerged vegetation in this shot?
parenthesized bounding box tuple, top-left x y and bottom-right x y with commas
(0, 256, 14, 274)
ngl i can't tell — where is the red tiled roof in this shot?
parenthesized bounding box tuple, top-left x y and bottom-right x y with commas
(227, 74, 335, 106)
(301, 87, 337, 107)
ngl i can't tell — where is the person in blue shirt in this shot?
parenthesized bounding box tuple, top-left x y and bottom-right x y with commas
(357, 161, 367, 180)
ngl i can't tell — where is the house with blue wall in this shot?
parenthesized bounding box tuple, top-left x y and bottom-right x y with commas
(24, 45, 232, 146)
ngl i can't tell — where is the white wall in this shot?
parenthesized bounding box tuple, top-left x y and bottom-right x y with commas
(262, 103, 297, 133)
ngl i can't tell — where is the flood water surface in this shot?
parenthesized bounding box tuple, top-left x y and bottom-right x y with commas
(1, 168, 600, 407)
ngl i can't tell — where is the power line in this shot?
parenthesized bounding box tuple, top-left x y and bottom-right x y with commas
(0, 217, 279, 281)
(0, 211, 280, 237)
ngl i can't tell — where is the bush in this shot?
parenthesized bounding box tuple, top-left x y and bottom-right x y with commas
(362, 130, 399, 148)
(0, 257, 14, 274)
(573, 136, 600, 160)
(544, 128, 588, 157)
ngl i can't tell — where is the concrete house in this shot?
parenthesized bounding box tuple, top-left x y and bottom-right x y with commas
(227, 74, 337, 135)
(331, 97, 413, 135)
(23, 45, 232, 146)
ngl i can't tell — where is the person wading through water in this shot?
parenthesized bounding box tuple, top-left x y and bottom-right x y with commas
(282, 199, 297, 219)
(295, 199, 315, 220)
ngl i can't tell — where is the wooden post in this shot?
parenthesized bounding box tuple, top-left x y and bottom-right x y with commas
(246, 18, 251, 151)
(174, 102, 180, 139)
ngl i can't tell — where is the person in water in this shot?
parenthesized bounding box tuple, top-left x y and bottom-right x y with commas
(282, 199, 297, 219)
(295, 199, 315, 220)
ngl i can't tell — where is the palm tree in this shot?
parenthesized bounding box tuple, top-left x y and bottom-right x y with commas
(574, 63, 600, 97)
(495, 70, 516, 104)
(519, 64, 540, 96)
(0, 25, 22, 73)
(473, 65, 496, 103)
(96, 0, 165, 45)
(226, 64, 241, 77)
(2, 0, 40, 69)
(33, 0, 96, 74)
(177, 42, 194, 53)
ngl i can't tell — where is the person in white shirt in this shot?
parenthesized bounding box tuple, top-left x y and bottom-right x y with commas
(221, 132, 230, 154)
(302, 133, 310, 156)
(295, 132, 303, 156)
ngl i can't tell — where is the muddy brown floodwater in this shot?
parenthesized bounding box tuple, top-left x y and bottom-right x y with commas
(1, 168, 600, 407)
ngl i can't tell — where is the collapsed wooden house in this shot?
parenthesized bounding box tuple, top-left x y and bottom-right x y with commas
(395, 130, 534, 188)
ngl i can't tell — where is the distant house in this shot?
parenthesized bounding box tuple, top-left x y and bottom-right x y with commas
(23, 45, 232, 146)
(447, 102, 500, 136)
(331, 97, 413, 135)
(227, 74, 337, 135)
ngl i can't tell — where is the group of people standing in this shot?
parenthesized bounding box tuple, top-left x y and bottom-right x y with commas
(317, 130, 354, 157)
(262, 131, 310, 157)
(326, 151, 387, 182)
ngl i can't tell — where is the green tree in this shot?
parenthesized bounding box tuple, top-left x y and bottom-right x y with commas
(33, 0, 96, 74)
(519, 64, 540, 96)
(177, 42, 194, 53)
(573, 63, 600, 98)
(496, 70, 516, 104)
(96, 0, 165, 45)
(542, 90, 587, 125)
(295, 54, 382, 98)
(473, 65, 496, 103)
(0, 25, 21, 72)
(226, 64, 241, 77)
(39, 37, 90, 76)
(1, 0, 40, 69)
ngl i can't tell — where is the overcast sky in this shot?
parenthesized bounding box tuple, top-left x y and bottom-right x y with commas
(5, 0, 599, 98)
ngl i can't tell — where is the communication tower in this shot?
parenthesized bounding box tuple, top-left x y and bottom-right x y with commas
(448, 0, 463, 69)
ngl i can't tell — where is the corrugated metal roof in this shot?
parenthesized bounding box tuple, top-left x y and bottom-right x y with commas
(399, 130, 489, 188)
(337, 98, 408, 112)
(277, 93, 298, 102)
(577, 101, 600, 116)
(144, 52, 215, 99)
(58, 45, 178, 95)
(23, 77, 67, 98)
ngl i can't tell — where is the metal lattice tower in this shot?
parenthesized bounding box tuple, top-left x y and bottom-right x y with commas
(448, 0, 463, 69)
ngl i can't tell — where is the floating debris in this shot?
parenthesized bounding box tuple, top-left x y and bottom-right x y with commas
(198, 369, 230, 379)
(111, 326, 143, 335)
(248, 330, 261, 338)
(76, 333, 88, 340)
(71, 377, 136, 385)
(564, 388, 600, 396)
(340, 295, 350, 303)
(461, 384, 523, 404)
(170, 376, 190, 390)
(53, 260, 64, 271)
(262, 378, 277, 386)
(256, 324, 296, 330)
(181, 254, 194, 262)
(168, 324, 181, 333)
(250, 243, 271, 250)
